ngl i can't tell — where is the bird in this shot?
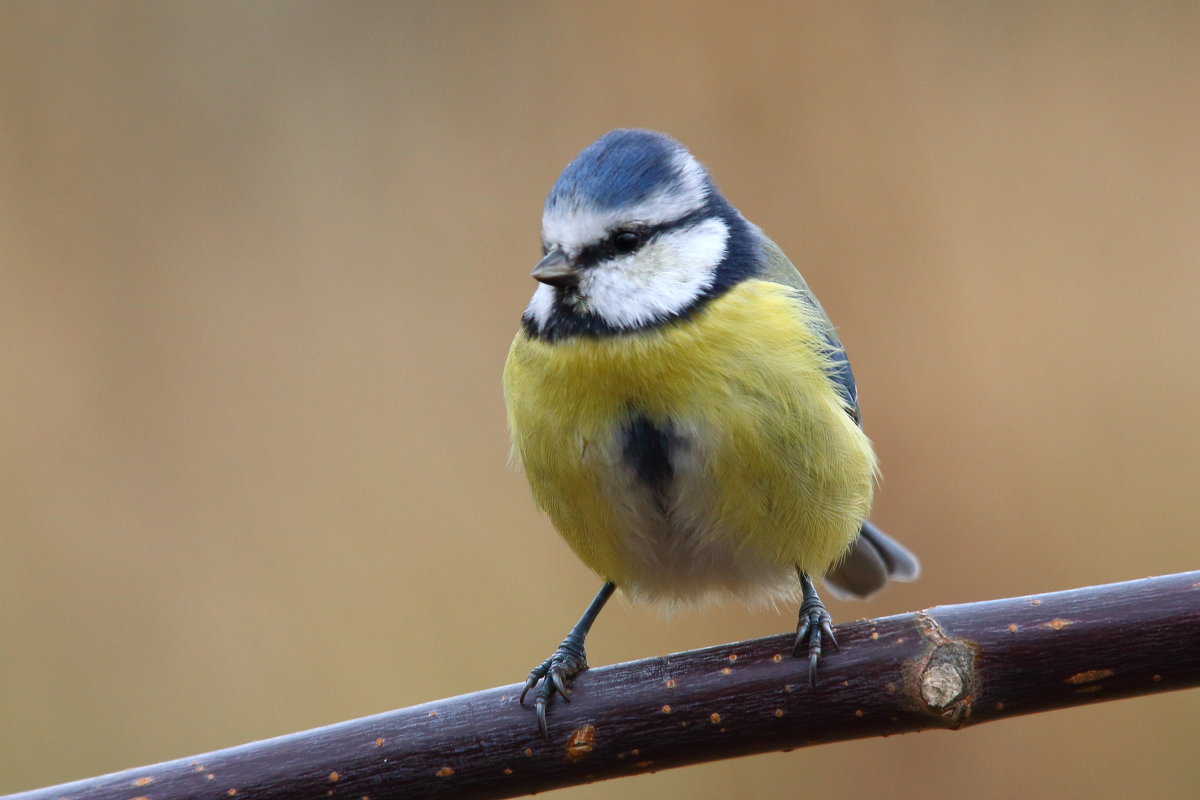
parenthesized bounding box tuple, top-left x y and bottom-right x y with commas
(502, 129, 919, 736)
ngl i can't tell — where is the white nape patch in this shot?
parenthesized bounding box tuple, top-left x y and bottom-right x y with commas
(525, 216, 731, 331)
(670, 148, 708, 205)
(541, 151, 710, 254)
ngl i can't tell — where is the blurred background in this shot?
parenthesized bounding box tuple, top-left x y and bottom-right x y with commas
(2, 2, 1198, 797)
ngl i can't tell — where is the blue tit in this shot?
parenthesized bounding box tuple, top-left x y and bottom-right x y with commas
(503, 129, 919, 735)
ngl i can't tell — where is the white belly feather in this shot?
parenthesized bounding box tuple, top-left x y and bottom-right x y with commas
(594, 418, 799, 609)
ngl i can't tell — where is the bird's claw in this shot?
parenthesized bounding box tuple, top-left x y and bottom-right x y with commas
(520, 642, 588, 737)
(552, 670, 570, 700)
(793, 597, 838, 687)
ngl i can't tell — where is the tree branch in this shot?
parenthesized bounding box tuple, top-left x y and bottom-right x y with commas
(7, 571, 1199, 800)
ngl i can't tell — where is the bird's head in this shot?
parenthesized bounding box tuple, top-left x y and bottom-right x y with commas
(524, 129, 758, 339)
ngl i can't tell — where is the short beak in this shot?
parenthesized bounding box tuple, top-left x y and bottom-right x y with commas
(531, 248, 578, 288)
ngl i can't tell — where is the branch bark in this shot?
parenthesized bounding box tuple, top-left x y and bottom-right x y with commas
(7, 571, 1199, 800)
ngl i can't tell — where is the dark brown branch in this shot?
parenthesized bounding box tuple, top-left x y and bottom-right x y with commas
(7, 571, 1199, 800)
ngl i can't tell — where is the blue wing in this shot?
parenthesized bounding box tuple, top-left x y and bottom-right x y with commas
(754, 233, 862, 424)
(814, 323, 861, 425)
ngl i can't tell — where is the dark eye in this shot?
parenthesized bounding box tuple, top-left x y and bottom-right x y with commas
(613, 230, 641, 253)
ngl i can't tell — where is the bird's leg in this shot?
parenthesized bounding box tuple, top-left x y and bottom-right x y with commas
(792, 569, 838, 687)
(521, 581, 615, 737)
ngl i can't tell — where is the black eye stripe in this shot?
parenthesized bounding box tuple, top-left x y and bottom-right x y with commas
(575, 228, 649, 266)
(573, 208, 711, 269)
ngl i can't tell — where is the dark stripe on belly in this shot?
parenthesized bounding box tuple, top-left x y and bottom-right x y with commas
(622, 416, 674, 501)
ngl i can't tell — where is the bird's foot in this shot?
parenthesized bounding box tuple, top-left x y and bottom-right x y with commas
(792, 591, 838, 687)
(520, 640, 587, 737)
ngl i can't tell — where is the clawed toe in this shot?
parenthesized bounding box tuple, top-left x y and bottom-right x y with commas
(793, 604, 838, 685)
(793, 570, 838, 686)
(520, 644, 587, 737)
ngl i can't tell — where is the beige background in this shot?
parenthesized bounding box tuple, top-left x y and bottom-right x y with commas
(2, 2, 1198, 797)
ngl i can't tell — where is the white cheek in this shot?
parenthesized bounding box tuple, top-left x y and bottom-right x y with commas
(580, 216, 730, 329)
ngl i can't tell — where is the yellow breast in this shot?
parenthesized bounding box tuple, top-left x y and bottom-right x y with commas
(502, 279, 876, 607)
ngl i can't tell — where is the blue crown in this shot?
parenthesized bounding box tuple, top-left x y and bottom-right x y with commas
(545, 129, 701, 213)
